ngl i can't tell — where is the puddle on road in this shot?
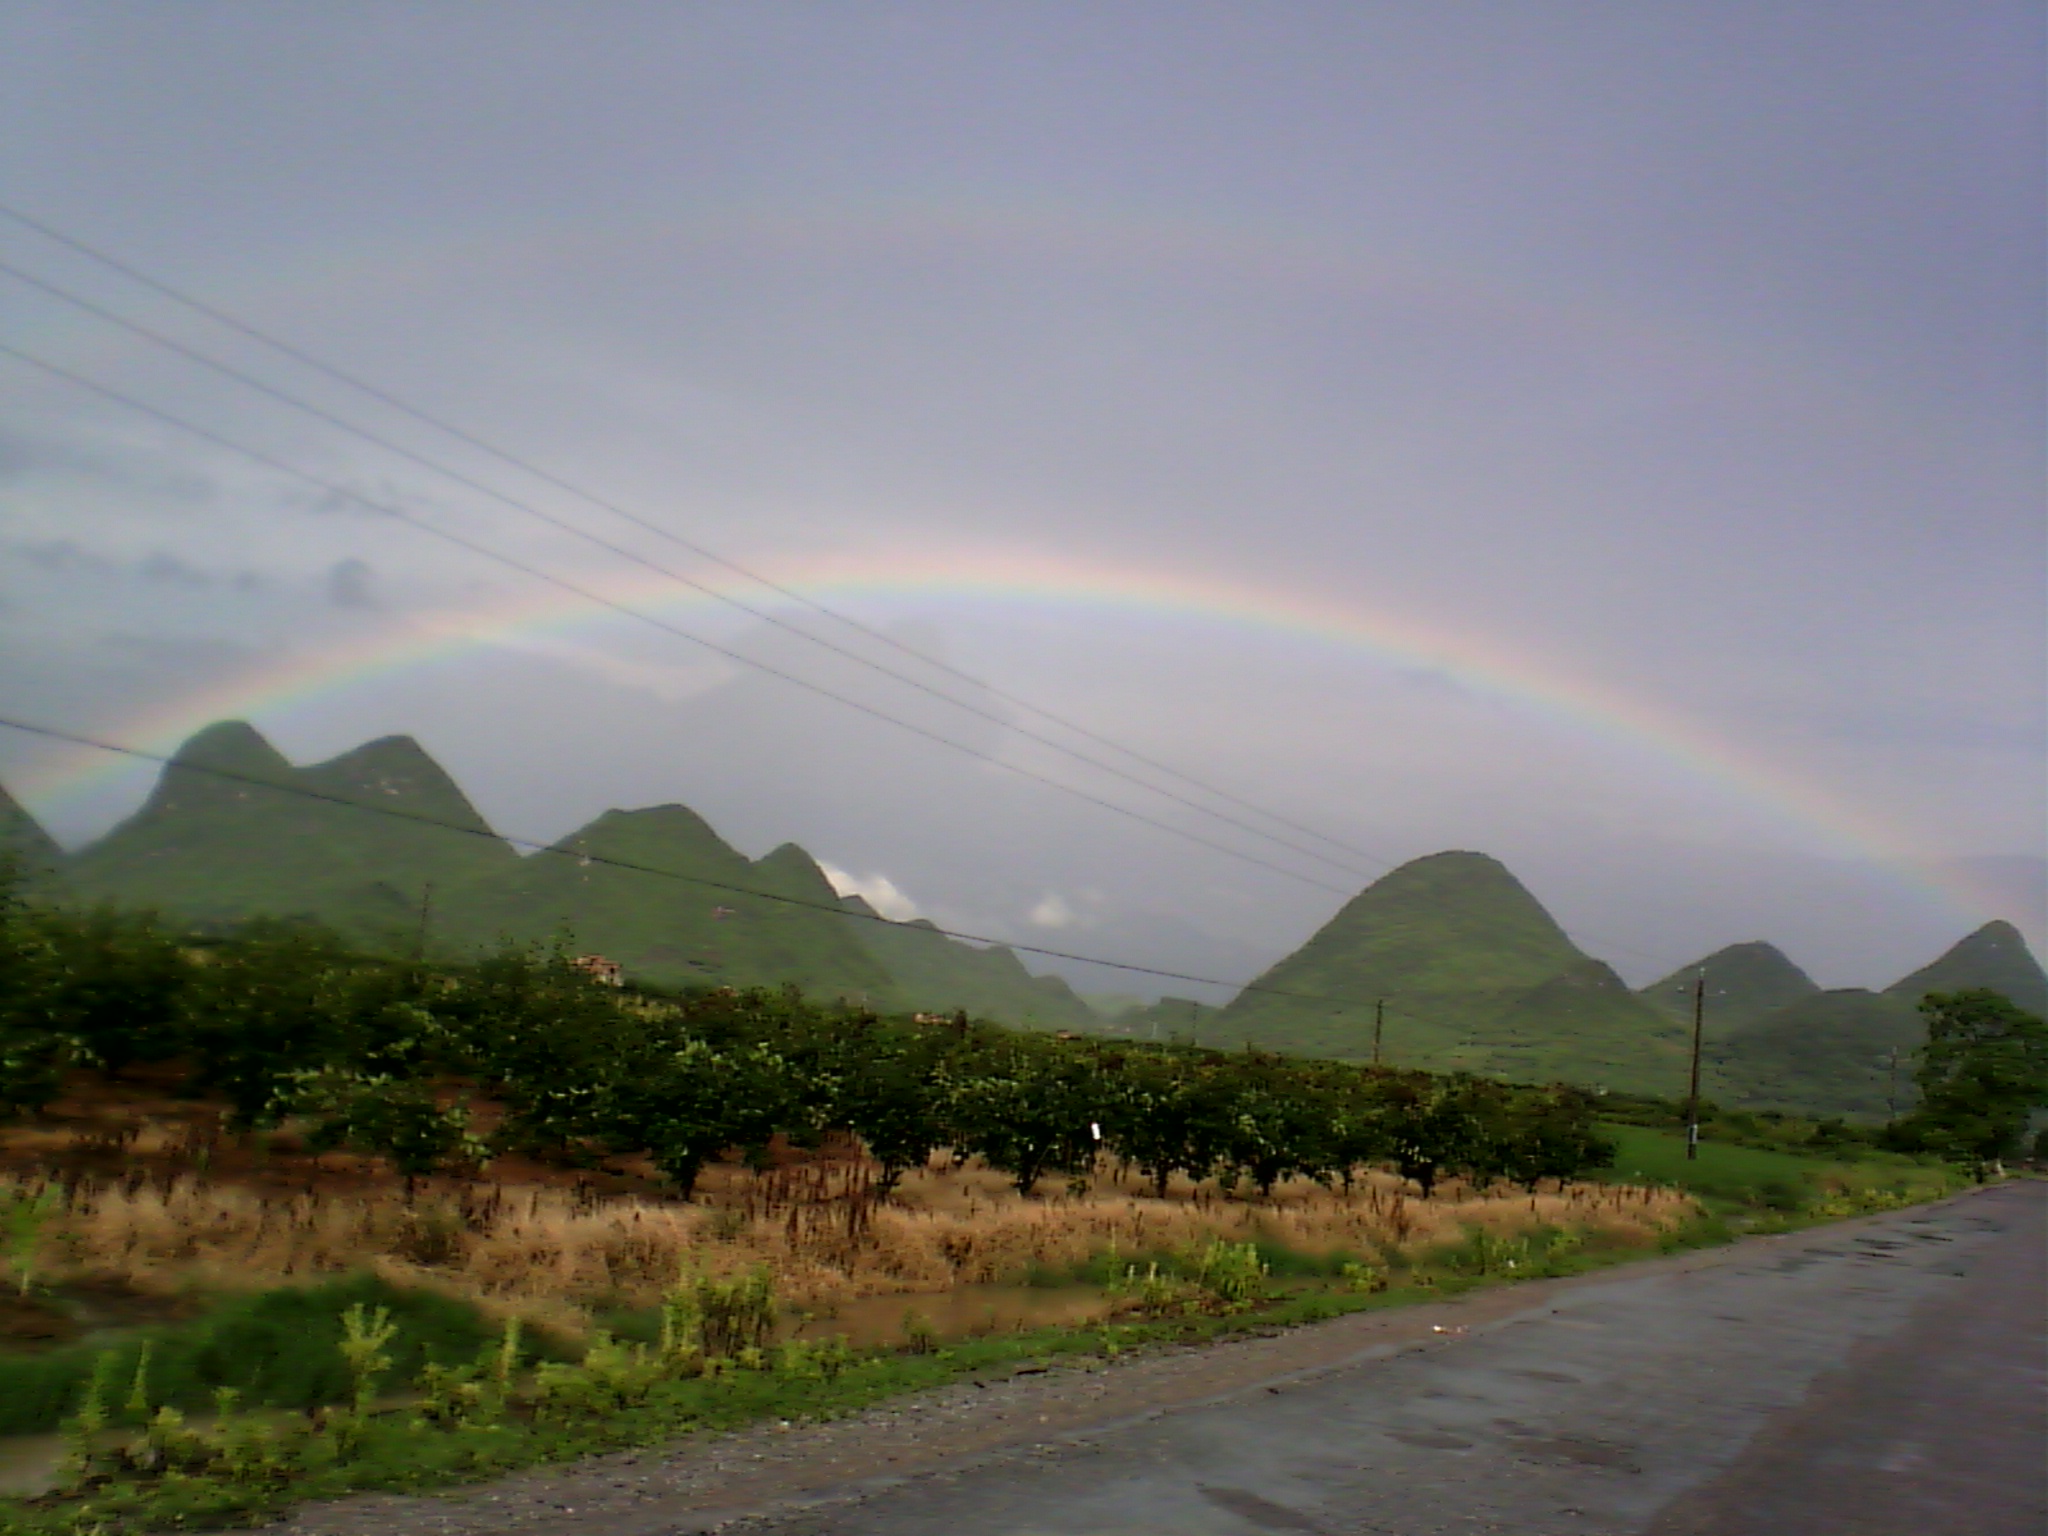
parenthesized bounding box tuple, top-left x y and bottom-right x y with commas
(787, 1284, 1111, 1349)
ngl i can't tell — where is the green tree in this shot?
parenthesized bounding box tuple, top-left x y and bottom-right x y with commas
(179, 921, 357, 1126)
(0, 859, 68, 1119)
(1492, 1085, 1615, 1190)
(27, 906, 190, 1076)
(291, 1070, 482, 1182)
(601, 1037, 799, 1199)
(1887, 989, 2048, 1164)
(825, 1020, 953, 1196)
(948, 1037, 1102, 1195)
(1099, 1052, 1231, 1198)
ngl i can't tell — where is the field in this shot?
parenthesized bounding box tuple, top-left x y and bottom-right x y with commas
(1595, 1123, 1961, 1212)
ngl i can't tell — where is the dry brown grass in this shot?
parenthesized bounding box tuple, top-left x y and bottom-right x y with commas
(7, 1154, 1694, 1331)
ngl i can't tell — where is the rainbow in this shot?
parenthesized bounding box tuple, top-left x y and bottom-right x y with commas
(13, 542, 2002, 929)
(11, 196, 1976, 922)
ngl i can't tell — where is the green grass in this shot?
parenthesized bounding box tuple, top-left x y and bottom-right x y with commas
(0, 1276, 568, 1437)
(1596, 1123, 1960, 1213)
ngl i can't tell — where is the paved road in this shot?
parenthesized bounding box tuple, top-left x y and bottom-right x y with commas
(729, 1183, 2043, 1536)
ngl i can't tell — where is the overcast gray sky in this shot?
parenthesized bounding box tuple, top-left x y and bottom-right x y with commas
(2, 2, 2041, 994)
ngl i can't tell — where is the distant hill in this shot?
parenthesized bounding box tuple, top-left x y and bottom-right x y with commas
(432, 807, 892, 1001)
(1638, 942, 1820, 1037)
(22, 719, 2045, 1108)
(1707, 989, 1919, 1119)
(0, 782, 61, 872)
(62, 723, 517, 936)
(1884, 920, 2046, 1017)
(1709, 921, 2047, 1117)
(835, 895, 1096, 1029)
(34, 721, 1091, 1025)
(1214, 851, 1689, 1094)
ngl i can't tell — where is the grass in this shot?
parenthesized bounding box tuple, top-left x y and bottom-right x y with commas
(0, 1275, 568, 1437)
(1594, 1124, 1963, 1215)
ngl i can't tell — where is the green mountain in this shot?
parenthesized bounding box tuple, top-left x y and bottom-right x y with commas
(431, 809, 891, 1001)
(1638, 942, 1820, 1037)
(0, 782, 61, 872)
(1707, 989, 1918, 1118)
(836, 895, 1096, 1029)
(49, 721, 1097, 1023)
(1884, 921, 2046, 1017)
(1709, 923, 2046, 1118)
(1215, 851, 1689, 1093)
(62, 723, 516, 938)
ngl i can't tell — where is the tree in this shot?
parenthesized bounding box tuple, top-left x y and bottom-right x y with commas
(948, 1037, 1102, 1195)
(826, 1021, 952, 1196)
(1099, 1053, 1231, 1198)
(1887, 989, 2048, 1165)
(1492, 1086, 1615, 1191)
(600, 1037, 799, 1199)
(290, 1070, 482, 1185)
(27, 906, 190, 1076)
(178, 920, 359, 1127)
(0, 857, 67, 1119)
(1378, 1075, 1493, 1198)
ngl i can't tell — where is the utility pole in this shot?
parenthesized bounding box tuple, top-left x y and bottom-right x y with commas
(1685, 968, 1705, 1161)
(1372, 999, 1385, 1067)
(1884, 1047, 1901, 1124)
(415, 882, 434, 962)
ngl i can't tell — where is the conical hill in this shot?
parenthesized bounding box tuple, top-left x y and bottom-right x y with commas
(64, 722, 512, 933)
(1708, 921, 2046, 1117)
(1884, 921, 2046, 1017)
(0, 781, 62, 872)
(1638, 942, 1820, 1037)
(1216, 851, 1687, 1092)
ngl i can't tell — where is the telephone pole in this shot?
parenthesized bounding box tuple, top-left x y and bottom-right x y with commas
(1685, 968, 1705, 1161)
(415, 882, 434, 962)
(1372, 998, 1385, 1067)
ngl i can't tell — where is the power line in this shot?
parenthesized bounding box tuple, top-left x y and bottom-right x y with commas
(0, 239, 1385, 888)
(0, 201, 1394, 873)
(0, 340, 1352, 899)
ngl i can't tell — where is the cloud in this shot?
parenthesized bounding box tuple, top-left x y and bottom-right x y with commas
(325, 558, 378, 609)
(1028, 892, 1081, 929)
(818, 863, 921, 921)
(8, 540, 108, 573)
(141, 552, 211, 588)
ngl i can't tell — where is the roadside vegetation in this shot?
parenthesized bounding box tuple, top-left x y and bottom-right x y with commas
(0, 870, 2035, 1533)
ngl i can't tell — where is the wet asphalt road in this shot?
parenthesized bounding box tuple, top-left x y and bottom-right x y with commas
(729, 1182, 2045, 1536)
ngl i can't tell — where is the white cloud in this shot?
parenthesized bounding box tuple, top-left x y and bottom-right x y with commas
(819, 862, 921, 922)
(1028, 892, 1079, 929)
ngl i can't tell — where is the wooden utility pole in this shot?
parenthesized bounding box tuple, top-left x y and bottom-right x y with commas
(1685, 969, 1705, 1161)
(1372, 998, 1385, 1066)
(415, 882, 434, 962)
